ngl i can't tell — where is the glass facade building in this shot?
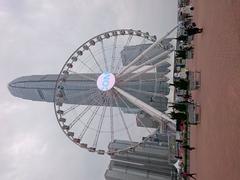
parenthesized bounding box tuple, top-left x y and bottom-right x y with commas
(8, 72, 170, 112)
(105, 133, 177, 180)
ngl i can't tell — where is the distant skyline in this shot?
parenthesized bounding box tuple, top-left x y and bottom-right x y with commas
(0, 1, 177, 180)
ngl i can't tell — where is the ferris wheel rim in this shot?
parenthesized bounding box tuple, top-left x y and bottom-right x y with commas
(53, 28, 169, 155)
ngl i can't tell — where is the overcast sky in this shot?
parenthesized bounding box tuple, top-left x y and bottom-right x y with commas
(0, 0, 177, 180)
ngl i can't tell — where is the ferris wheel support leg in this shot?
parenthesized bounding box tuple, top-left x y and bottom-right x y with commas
(121, 49, 174, 83)
(113, 86, 176, 125)
(119, 48, 173, 80)
(117, 25, 179, 78)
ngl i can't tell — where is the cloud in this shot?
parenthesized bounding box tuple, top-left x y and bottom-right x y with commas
(0, 0, 177, 179)
(0, 101, 29, 115)
(8, 133, 47, 156)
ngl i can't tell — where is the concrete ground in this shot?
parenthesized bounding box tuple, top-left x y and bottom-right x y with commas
(187, 0, 240, 180)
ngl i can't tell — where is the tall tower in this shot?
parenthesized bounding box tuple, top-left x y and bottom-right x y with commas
(105, 132, 177, 180)
(8, 43, 171, 113)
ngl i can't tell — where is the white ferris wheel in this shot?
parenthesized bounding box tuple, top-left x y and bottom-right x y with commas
(53, 27, 177, 155)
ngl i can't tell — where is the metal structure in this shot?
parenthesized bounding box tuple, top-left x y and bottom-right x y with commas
(53, 28, 177, 155)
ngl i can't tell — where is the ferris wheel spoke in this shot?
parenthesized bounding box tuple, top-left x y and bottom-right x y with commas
(63, 104, 80, 115)
(140, 37, 147, 45)
(110, 36, 118, 72)
(112, 92, 133, 142)
(114, 86, 175, 124)
(77, 58, 96, 73)
(63, 88, 99, 105)
(118, 73, 169, 87)
(107, 91, 114, 142)
(140, 76, 169, 82)
(154, 72, 158, 98)
(61, 89, 99, 118)
(69, 105, 92, 129)
(112, 34, 133, 74)
(92, 104, 107, 148)
(119, 76, 169, 85)
(78, 106, 100, 140)
(125, 34, 133, 47)
(117, 25, 178, 77)
(121, 59, 170, 83)
(90, 91, 109, 107)
(122, 87, 166, 98)
(109, 92, 114, 142)
(62, 90, 102, 119)
(101, 41, 108, 72)
(117, 43, 155, 78)
(68, 70, 97, 82)
(118, 50, 171, 80)
(113, 57, 122, 74)
(117, 93, 152, 134)
(88, 48, 104, 73)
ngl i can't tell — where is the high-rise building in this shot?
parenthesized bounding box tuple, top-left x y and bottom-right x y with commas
(108, 140, 171, 164)
(105, 160, 174, 180)
(136, 110, 174, 133)
(121, 41, 173, 68)
(8, 72, 169, 112)
(105, 132, 177, 180)
(136, 110, 162, 128)
(8, 44, 172, 114)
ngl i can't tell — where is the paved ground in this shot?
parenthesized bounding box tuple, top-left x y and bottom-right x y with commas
(188, 0, 240, 180)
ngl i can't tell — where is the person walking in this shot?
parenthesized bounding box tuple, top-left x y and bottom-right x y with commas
(180, 5, 194, 15)
(169, 103, 187, 112)
(175, 155, 183, 159)
(176, 35, 188, 42)
(169, 111, 187, 120)
(183, 22, 197, 29)
(179, 43, 193, 51)
(175, 50, 187, 59)
(182, 144, 195, 151)
(177, 94, 192, 101)
(186, 27, 203, 36)
(170, 79, 189, 90)
(181, 172, 197, 179)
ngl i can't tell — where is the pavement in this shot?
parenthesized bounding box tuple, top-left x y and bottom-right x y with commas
(187, 0, 240, 179)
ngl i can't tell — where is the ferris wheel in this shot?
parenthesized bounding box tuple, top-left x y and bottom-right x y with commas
(53, 27, 177, 155)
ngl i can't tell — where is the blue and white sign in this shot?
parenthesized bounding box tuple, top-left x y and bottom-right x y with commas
(97, 72, 115, 91)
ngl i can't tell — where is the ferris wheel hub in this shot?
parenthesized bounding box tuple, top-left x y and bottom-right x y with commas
(97, 72, 115, 91)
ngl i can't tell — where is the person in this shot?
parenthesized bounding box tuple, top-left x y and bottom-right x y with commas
(175, 155, 183, 159)
(170, 79, 189, 90)
(176, 52, 187, 59)
(175, 50, 186, 54)
(183, 22, 197, 29)
(169, 111, 187, 120)
(180, 5, 194, 15)
(176, 35, 188, 42)
(182, 144, 195, 150)
(186, 27, 203, 36)
(175, 70, 187, 78)
(176, 119, 184, 131)
(175, 50, 187, 59)
(169, 103, 187, 112)
(177, 94, 192, 100)
(181, 172, 197, 179)
(189, 122, 198, 125)
(184, 14, 193, 19)
(179, 43, 193, 51)
(176, 139, 183, 143)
